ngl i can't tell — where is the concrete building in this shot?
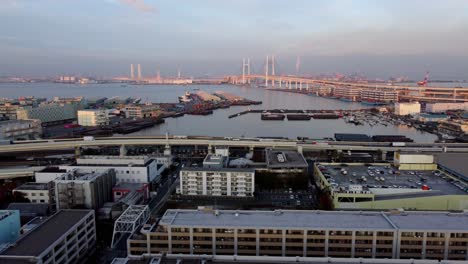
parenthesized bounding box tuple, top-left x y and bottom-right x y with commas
(35, 167, 70, 183)
(54, 169, 116, 210)
(360, 90, 398, 103)
(0, 210, 96, 264)
(124, 104, 161, 119)
(0, 103, 21, 120)
(16, 103, 77, 124)
(128, 209, 468, 261)
(333, 86, 362, 101)
(394, 102, 421, 116)
(265, 149, 308, 171)
(0, 210, 20, 244)
(0, 119, 42, 140)
(438, 120, 468, 136)
(13, 182, 54, 205)
(426, 102, 468, 113)
(77, 109, 110, 126)
(394, 153, 436, 170)
(314, 162, 468, 211)
(60, 155, 164, 184)
(113, 182, 150, 202)
(179, 168, 255, 197)
(203, 154, 226, 169)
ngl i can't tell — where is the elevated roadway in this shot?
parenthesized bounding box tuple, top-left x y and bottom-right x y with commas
(1, 137, 468, 154)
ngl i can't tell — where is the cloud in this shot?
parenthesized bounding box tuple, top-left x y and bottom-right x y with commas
(119, 0, 156, 13)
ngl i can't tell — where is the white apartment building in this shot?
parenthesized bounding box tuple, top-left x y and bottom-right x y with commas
(77, 109, 110, 126)
(60, 155, 164, 184)
(0, 210, 96, 264)
(13, 182, 53, 204)
(179, 168, 255, 197)
(16, 103, 77, 124)
(0, 119, 42, 140)
(394, 102, 421, 116)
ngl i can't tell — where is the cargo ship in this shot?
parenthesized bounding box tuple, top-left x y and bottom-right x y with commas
(286, 114, 311, 121)
(261, 114, 285, 120)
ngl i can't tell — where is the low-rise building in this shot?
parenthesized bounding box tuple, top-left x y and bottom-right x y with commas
(13, 182, 54, 205)
(417, 113, 448, 123)
(438, 120, 468, 136)
(0, 103, 21, 120)
(113, 182, 149, 202)
(128, 209, 468, 261)
(16, 103, 77, 124)
(394, 153, 436, 170)
(0, 119, 42, 140)
(179, 168, 255, 197)
(265, 149, 308, 171)
(394, 102, 421, 116)
(333, 86, 362, 101)
(0, 210, 20, 244)
(60, 155, 164, 184)
(77, 109, 110, 126)
(426, 102, 468, 113)
(54, 169, 116, 210)
(203, 154, 226, 169)
(124, 104, 161, 119)
(0, 210, 96, 264)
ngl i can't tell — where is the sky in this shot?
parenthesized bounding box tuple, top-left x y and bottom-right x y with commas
(1, 0, 468, 79)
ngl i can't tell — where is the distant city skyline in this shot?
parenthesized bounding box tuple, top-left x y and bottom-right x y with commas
(1, 0, 468, 79)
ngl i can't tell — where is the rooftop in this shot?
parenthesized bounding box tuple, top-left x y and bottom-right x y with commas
(181, 167, 255, 173)
(265, 149, 308, 169)
(436, 153, 468, 182)
(14, 182, 49, 191)
(160, 209, 468, 232)
(316, 163, 467, 197)
(0, 209, 93, 257)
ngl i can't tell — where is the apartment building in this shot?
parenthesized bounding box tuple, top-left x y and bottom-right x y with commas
(13, 182, 54, 204)
(77, 109, 110, 126)
(0, 119, 42, 140)
(179, 168, 255, 197)
(60, 155, 164, 184)
(128, 209, 468, 261)
(0, 210, 96, 264)
(54, 169, 116, 210)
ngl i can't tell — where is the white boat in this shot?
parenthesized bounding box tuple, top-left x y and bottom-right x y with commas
(178, 91, 193, 103)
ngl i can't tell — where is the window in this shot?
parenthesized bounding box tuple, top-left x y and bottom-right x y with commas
(31, 193, 36, 196)
(39, 193, 44, 196)
(126, 171, 129, 174)
(40, 200, 45, 203)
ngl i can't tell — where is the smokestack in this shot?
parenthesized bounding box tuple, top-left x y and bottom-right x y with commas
(137, 64, 142, 80)
(130, 64, 134, 79)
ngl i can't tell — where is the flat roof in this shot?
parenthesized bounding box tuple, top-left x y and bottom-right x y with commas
(317, 163, 467, 197)
(265, 149, 308, 168)
(436, 153, 468, 181)
(160, 209, 395, 230)
(181, 167, 255, 173)
(0, 209, 92, 257)
(160, 209, 468, 232)
(14, 182, 49, 191)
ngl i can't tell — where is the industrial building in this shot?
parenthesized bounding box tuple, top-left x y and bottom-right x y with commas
(16, 103, 77, 124)
(0, 210, 20, 244)
(314, 162, 468, 210)
(0, 210, 96, 264)
(128, 209, 468, 261)
(394, 102, 421, 116)
(179, 168, 255, 197)
(77, 109, 110, 126)
(426, 102, 468, 113)
(13, 182, 54, 205)
(60, 155, 165, 184)
(0, 119, 42, 140)
(394, 153, 437, 170)
(438, 120, 468, 136)
(333, 86, 361, 101)
(54, 169, 116, 210)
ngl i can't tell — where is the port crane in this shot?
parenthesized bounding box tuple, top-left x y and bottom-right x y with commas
(417, 72, 429, 86)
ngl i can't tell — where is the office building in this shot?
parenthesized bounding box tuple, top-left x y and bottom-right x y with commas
(394, 102, 421, 116)
(77, 109, 110, 126)
(16, 103, 77, 124)
(0, 210, 96, 264)
(54, 169, 116, 210)
(128, 209, 468, 261)
(13, 182, 54, 204)
(179, 168, 255, 197)
(314, 162, 468, 210)
(0, 119, 42, 140)
(0, 210, 20, 244)
(60, 155, 164, 183)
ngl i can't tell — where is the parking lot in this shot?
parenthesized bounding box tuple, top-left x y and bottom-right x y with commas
(318, 164, 468, 195)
